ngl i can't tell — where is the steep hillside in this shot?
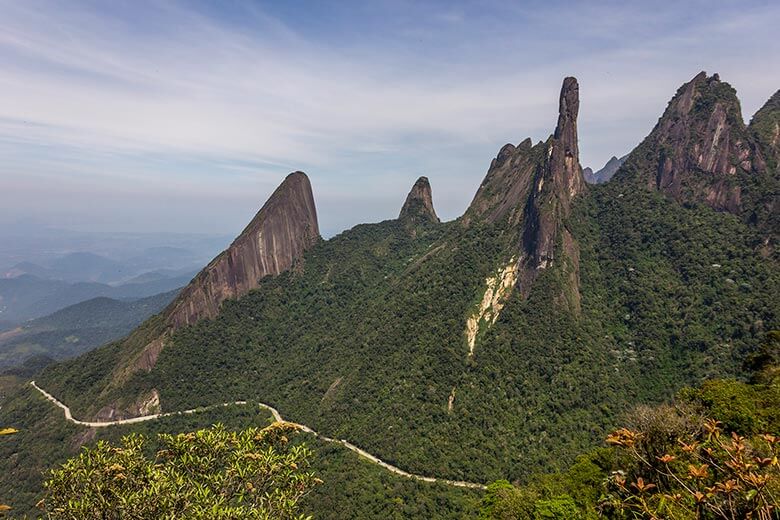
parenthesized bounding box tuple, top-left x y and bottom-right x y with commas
(750, 89, 780, 170)
(33, 74, 779, 488)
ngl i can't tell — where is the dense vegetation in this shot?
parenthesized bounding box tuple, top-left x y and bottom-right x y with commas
(0, 291, 176, 370)
(479, 332, 780, 519)
(36, 174, 778, 488)
(0, 381, 480, 518)
(42, 422, 317, 519)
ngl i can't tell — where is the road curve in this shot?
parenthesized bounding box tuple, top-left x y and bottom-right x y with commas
(29, 381, 486, 491)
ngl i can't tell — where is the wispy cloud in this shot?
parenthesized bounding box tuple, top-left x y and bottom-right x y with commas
(0, 0, 778, 235)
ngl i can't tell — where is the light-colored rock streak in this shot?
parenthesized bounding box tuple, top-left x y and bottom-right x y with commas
(29, 381, 486, 491)
(465, 258, 519, 356)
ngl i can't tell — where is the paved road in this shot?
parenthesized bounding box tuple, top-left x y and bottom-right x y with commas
(29, 381, 486, 490)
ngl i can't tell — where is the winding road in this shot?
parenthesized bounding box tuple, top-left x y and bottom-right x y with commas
(29, 381, 487, 491)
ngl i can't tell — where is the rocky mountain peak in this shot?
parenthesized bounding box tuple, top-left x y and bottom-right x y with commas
(461, 77, 586, 307)
(582, 167, 595, 183)
(618, 71, 767, 214)
(554, 77, 580, 154)
(549, 76, 586, 202)
(399, 176, 440, 224)
(584, 155, 628, 184)
(164, 171, 320, 329)
(517, 77, 586, 308)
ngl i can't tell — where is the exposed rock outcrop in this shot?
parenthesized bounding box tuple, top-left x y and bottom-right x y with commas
(399, 176, 440, 224)
(518, 78, 586, 308)
(164, 171, 320, 328)
(750, 89, 780, 170)
(462, 137, 540, 226)
(617, 72, 767, 214)
(465, 257, 519, 356)
(523, 79, 585, 252)
(462, 78, 586, 307)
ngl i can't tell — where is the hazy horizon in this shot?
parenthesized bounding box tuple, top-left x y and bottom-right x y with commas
(1, 0, 779, 238)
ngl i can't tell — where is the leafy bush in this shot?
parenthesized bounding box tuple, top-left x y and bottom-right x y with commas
(41, 422, 319, 519)
(603, 420, 780, 519)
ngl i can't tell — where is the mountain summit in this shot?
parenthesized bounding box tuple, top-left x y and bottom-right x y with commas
(584, 155, 627, 184)
(521, 77, 585, 268)
(612, 72, 778, 246)
(166, 171, 320, 329)
(398, 176, 439, 224)
(617, 72, 765, 213)
(112, 172, 320, 403)
(462, 77, 587, 304)
(750, 89, 780, 170)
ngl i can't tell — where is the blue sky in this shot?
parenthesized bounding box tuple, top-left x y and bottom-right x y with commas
(1, 0, 778, 237)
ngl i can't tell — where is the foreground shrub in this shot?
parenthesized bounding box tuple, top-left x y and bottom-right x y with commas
(41, 422, 319, 519)
(603, 418, 779, 519)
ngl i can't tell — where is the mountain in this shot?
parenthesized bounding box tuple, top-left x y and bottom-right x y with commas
(2, 261, 55, 280)
(47, 252, 126, 283)
(0, 290, 177, 370)
(583, 155, 628, 184)
(165, 170, 319, 330)
(749, 89, 780, 170)
(399, 176, 440, 225)
(3, 73, 778, 516)
(5, 253, 127, 284)
(613, 72, 778, 245)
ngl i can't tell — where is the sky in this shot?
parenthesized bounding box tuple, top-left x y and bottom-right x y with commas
(1, 0, 778, 238)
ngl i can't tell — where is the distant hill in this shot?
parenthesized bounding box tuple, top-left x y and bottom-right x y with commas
(46, 252, 127, 283)
(0, 290, 177, 370)
(0, 271, 194, 325)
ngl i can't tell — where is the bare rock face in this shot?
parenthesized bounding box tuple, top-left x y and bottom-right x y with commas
(623, 72, 766, 213)
(750, 89, 780, 170)
(463, 77, 586, 309)
(519, 77, 586, 307)
(462, 138, 540, 226)
(165, 171, 320, 329)
(399, 176, 440, 224)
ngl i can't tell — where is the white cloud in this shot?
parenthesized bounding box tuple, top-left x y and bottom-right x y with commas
(0, 0, 778, 235)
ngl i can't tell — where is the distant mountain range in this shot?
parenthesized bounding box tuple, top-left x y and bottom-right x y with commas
(3, 250, 203, 285)
(583, 154, 628, 184)
(0, 270, 195, 325)
(0, 290, 177, 372)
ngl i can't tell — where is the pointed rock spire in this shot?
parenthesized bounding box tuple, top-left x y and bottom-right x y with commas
(399, 176, 440, 224)
(522, 77, 585, 270)
(165, 171, 320, 329)
(550, 76, 587, 202)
